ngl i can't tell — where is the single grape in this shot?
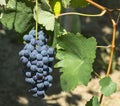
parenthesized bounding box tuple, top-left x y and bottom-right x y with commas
(47, 48, 54, 55)
(45, 75, 53, 82)
(37, 61, 43, 67)
(41, 50, 47, 56)
(30, 65, 37, 71)
(20, 56, 28, 64)
(37, 90, 45, 96)
(42, 57, 49, 63)
(19, 50, 25, 57)
(31, 60, 37, 65)
(26, 61, 31, 68)
(36, 54, 42, 60)
(23, 34, 31, 42)
(37, 83, 44, 89)
(44, 81, 49, 87)
(32, 93, 38, 97)
(25, 72, 32, 77)
(25, 78, 36, 84)
(29, 87, 37, 92)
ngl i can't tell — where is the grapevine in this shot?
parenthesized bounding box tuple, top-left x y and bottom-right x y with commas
(0, 0, 120, 105)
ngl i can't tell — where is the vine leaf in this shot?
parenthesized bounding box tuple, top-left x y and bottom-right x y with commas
(34, 6, 55, 31)
(99, 76, 117, 96)
(0, 0, 33, 33)
(55, 32, 97, 91)
(0, 0, 6, 6)
(86, 96, 100, 106)
(62, 0, 71, 8)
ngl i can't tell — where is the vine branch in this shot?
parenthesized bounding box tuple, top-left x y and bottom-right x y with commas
(106, 19, 117, 77)
(55, 10, 106, 18)
(85, 0, 117, 104)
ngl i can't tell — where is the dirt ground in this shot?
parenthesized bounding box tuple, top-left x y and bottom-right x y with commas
(1, 1, 120, 106)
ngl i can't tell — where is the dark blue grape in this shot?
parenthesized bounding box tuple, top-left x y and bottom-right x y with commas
(25, 78, 36, 84)
(26, 61, 31, 68)
(36, 46, 42, 52)
(45, 75, 53, 82)
(44, 81, 49, 87)
(19, 50, 25, 57)
(42, 57, 49, 63)
(37, 90, 45, 96)
(47, 48, 54, 55)
(37, 61, 43, 67)
(31, 60, 37, 65)
(30, 65, 37, 71)
(37, 83, 44, 89)
(30, 51, 37, 60)
(36, 68, 43, 72)
(36, 54, 42, 60)
(48, 67, 53, 73)
(20, 56, 28, 64)
(29, 30, 36, 37)
(24, 44, 34, 51)
(25, 72, 32, 77)
(29, 87, 37, 92)
(41, 50, 47, 56)
(32, 93, 38, 97)
(23, 35, 31, 42)
(49, 57, 54, 62)
(30, 38, 36, 45)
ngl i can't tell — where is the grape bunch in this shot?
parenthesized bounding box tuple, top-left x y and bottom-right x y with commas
(19, 30, 54, 97)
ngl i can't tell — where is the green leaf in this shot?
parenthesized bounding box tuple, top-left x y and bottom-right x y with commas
(54, 21, 67, 37)
(0, 0, 6, 6)
(34, 6, 55, 31)
(0, 0, 33, 33)
(99, 76, 117, 96)
(86, 96, 100, 106)
(55, 32, 97, 91)
(62, 0, 71, 8)
(61, 0, 88, 8)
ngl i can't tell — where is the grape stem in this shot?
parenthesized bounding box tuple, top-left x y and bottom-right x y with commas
(35, 0, 38, 40)
(55, 10, 106, 18)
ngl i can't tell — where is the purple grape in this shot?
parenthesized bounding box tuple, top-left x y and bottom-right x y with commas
(37, 83, 44, 89)
(36, 54, 42, 60)
(32, 93, 38, 97)
(26, 72, 32, 77)
(47, 48, 54, 55)
(26, 61, 31, 68)
(25, 78, 36, 84)
(42, 57, 49, 63)
(45, 75, 53, 82)
(37, 90, 45, 96)
(29, 87, 37, 92)
(23, 35, 31, 42)
(20, 56, 28, 64)
(19, 50, 25, 57)
(37, 61, 43, 67)
(41, 50, 47, 56)
(30, 65, 37, 71)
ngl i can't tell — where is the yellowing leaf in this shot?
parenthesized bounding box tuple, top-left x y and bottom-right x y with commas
(54, 1, 61, 16)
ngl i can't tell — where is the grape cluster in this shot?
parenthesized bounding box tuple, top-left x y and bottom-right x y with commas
(19, 30, 54, 97)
